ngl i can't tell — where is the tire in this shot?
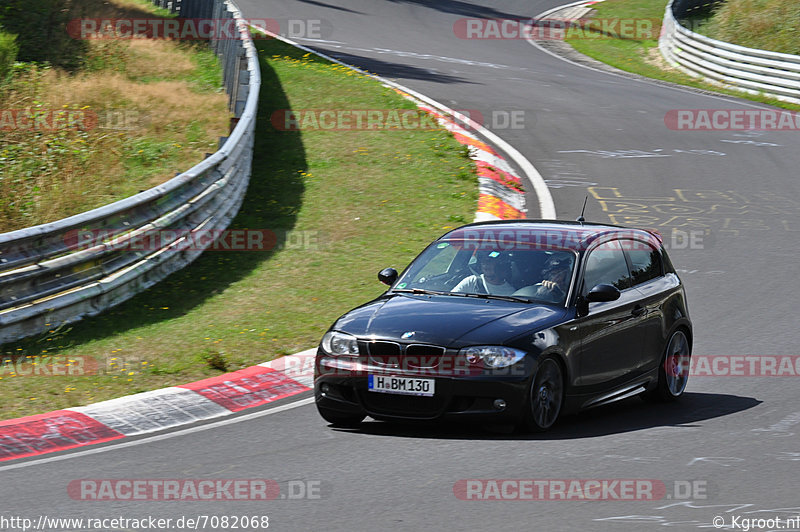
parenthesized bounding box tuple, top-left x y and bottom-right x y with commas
(517, 357, 564, 433)
(647, 329, 691, 402)
(318, 408, 365, 428)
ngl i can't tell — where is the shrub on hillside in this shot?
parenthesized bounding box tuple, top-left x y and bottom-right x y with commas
(0, 27, 18, 81)
(0, 0, 88, 71)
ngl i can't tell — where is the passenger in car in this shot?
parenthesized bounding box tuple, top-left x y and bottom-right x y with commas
(452, 250, 516, 295)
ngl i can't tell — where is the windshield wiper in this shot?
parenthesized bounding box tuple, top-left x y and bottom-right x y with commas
(391, 288, 448, 296)
(392, 288, 530, 303)
(463, 293, 532, 303)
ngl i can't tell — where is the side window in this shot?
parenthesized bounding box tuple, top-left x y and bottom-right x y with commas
(582, 240, 631, 296)
(625, 241, 663, 286)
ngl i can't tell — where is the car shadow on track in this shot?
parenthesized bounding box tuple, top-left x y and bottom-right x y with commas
(330, 392, 761, 440)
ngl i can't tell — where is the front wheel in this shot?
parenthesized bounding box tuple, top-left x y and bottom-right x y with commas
(517, 357, 564, 433)
(647, 329, 691, 402)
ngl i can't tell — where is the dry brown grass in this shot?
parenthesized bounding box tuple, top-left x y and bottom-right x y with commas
(0, 8, 228, 233)
(124, 39, 198, 78)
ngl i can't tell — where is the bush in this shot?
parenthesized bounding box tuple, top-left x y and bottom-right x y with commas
(0, 27, 18, 81)
(0, 0, 88, 71)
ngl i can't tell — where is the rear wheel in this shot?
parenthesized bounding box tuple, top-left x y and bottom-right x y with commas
(517, 357, 564, 433)
(647, 329, 691, 401)
(318, 408, 365, 428)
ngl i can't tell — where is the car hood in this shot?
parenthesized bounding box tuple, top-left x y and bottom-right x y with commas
(333, 293, 567, 347)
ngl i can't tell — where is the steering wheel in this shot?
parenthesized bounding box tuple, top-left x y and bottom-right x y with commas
(512, 283, 564, 303)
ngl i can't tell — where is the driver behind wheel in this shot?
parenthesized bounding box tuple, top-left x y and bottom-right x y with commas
(452, 250, 516, 295)
(532, 256, 571, 302)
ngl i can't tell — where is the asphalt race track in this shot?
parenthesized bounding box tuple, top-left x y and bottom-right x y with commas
(2, 1, 799, 530)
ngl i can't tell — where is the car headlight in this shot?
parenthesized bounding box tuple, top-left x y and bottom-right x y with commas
(460, 346, 526, 368)
(321, 331, 359, 356)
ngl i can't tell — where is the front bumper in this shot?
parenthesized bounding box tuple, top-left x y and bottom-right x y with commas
(314, 349, 535, 423)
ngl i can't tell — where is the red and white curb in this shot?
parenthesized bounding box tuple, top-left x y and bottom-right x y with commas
(403, 99, 527, 221)
(0, 29, 558, 464)
(0, 350, 316, 462)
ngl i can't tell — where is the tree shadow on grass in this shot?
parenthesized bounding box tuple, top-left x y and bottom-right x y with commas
(2, 39, 310, 353)
(1, 0, 183, 72)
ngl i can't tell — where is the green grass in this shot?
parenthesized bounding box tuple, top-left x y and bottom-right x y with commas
(187, 45, 225, 92)
(0, 38, 478, 419)
(703, 0, 800, 55)
(0, 27, 17, 82)
(564, 0, 800, 110)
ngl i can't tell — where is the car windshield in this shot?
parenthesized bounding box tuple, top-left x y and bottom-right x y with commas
(393, 238, 577, 305)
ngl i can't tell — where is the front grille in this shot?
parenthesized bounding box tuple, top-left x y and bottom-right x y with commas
(366, 341, 401, 366)
(405, 345, 445, 368)
(365, 341, 445, 369)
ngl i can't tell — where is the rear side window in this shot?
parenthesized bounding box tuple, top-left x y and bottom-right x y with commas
(582, 240, 631, 295)
(625, 241, 663, 286)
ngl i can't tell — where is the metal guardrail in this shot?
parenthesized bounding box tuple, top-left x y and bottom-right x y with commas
(659, 0, 800, 104)
(0, 0, 260, 344)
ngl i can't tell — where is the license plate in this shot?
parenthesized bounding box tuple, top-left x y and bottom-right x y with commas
(368, 375, 435, 397)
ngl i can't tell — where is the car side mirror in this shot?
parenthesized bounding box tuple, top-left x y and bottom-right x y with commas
(378, 267, 398, 286)
(586, 283, 621, 303)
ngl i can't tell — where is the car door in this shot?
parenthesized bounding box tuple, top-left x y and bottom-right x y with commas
(623, 239, 678, 374)
(574, 239, 646, 391)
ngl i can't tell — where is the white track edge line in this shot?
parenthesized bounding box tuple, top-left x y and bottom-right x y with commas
(526, 1, 777, 110)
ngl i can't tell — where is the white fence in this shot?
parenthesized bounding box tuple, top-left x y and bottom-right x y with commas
(0, 0, 260, 344)
(659, 0, 800, 104)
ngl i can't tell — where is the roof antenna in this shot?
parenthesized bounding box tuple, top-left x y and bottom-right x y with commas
(577, 195, 588, 225)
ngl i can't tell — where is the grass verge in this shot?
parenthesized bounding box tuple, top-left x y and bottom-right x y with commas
(0, 0, 228, 232)
(0, 38, 478, 419)
(701, 0, 800, 55)
(563, 0, 800, 111)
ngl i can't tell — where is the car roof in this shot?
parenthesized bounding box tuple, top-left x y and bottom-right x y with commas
(441, 219, 662, 250)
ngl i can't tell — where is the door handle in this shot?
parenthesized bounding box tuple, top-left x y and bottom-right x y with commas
(631, 305, 646, 317)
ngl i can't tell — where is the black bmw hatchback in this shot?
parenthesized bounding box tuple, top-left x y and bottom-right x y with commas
(314, 220, 692, 432)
